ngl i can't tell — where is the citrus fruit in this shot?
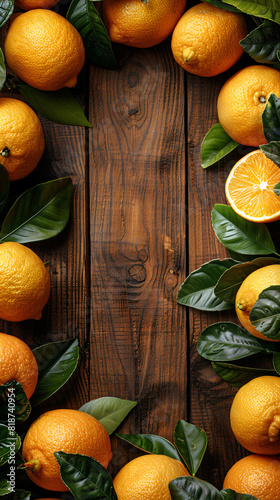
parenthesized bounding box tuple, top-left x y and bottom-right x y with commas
(217, 65, 280, 147)
(225, 149, 280, 223)
(4, 10, 85, 91)
(230, 376, 280, 454)
(171, 3, 247, 77)
(223, 454, 280, 500)
(0, 242, 51, 322)
(102, 0, 186, 49)
(113, 453, 189, 500)
(15, 0, 59, 10)
(235, 264, 280, 341)
(0, 98, 45, 181)
(0, 332, 38, 399)
(22, 409, 113, 491)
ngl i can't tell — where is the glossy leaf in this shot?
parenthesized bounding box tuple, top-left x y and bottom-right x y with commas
(79, 397, 137, 435)
(31, 339, 79, 406)
(221, 490, 259, 499)
(174, 421, 207, 476)
(274, 181, 280, 196)
(198, 0, 240, 11)
(260, 141, 280, 168)
(201, 123, 239, 168)
(0, 0, 13, 28)
(116, 433, 182, 461)
(197, 322, 276, 361)
(222, 0, 280, 24)
(0, 164, 9, 215)
(227, 249, 255, 262)
(240, 21, 280, 65)
(250, 285, 280, 339)
(0, 177, 72, 244)
(214, 257, 280, 304)
(212, 361, 275, 387)
(177, 259, 237, 311)
(17, 84, 92, 127)
(55, 452, 117, 499)
(0, 479, 13, 495)
(0, 381, 31, 424)
(0, 424, 21, 466)
(273, 351, 280, 374)
(66, 0, 116, 69)
(0, 49, 5, 91)
(262, 93, 280, 142)
(211, 204, 277, 256)
(169, 476, 222, 500)
(1, 491, 31, 500)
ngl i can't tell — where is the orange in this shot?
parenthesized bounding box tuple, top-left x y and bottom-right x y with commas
(217, 65, 280, 147)
(223, 454, 280, 500)
(15, 0, 59, 10)
(102, 0, 186, 49)
(22, 409, 113, 491)
(225, 149, 280, 223)
(0, 242, 51, 322)
(0, 98, 45, 181)
(113, 454, 189, 500)
(0, 332, 38, 399)
(235, 264, 280, 342)
(230, 376, 280, 455)
(4, 10, 85, 91)
(171, 3, 247, 77)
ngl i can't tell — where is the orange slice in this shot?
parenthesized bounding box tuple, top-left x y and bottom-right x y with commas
(225, 149, 280, 223)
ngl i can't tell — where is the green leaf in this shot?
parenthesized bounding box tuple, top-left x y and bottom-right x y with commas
(0, 177, 72, 244)
(55, 452, 117, 499)
(174, 421, 207, 476)
(169, 476, 222, 500)
(197, 321, 276, 361)
(274, 181, 280, 196)
(250, 285, 280, 339)
(0, 424, 21, 467)
(240, 21, 280, 65)
(221, 490, 259, 499)
(260, 141, 280, 167)
(0, 490, 31, 500)
(0, 381, 31, 424)
(227, 249, 255, 262)
(17, 84, 92, 127)
(198, 0, 240, 11)
(222, 0, 280, 24)
(116, 433, 182, 462)
(0, 0, 13, 29)
(262, 93, 280, 142)
(0, 164, 9, 216)
(177, 259, 237, 311)
(212, 361, 275, 387)
(214, 257, 280, 304)
(273, 351, 280, 374)
(201, 124, 239, 168)
(66, 0, 116, 70)
(0, 49, 6, 91)
(31, 339, 79, 406)
(79, 397, 137, 435)
(211, 204, 277, 256)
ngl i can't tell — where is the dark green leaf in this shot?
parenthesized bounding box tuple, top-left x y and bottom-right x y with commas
(260, 141, 280, 167)
(0, 381, 31, 424)
(17, 84, 92, 127)
(66, 0, 116, 70)
(201, 124, 239, 168)
(211, 204, 277, 255)
(0, 164, 9, 215)
(274, 181, 280, 196)
(250, 285, 280, 339)
(116, 433, 182, 461)
(214, 257, 280, 304)
(79, 397, 137, 435)
(0, 424, 21, 467)
(177, 259, 237, 311)
(55, 452, 117, 499)
(262, 93, 280, 142)
(174, 421, 207, 476)
(31, 339, 79, 406)
(227, 249, 255, 262)
(0, 0, 13, 28)
(198, 0, 240, 11)
(221, 489, 259, 499)
(0, 178, 72, 244)
(1, 491, 31, 500)
(240, 21, 280, 65)
(0, 49, 6, 91)
(197, 321, 276, 361)
(169, 476, 222, 500)
(273, 351, 280, 374)
(212, 361, 275, 387)
(222, 0, 280, 24)
(0, 478, 12, 496)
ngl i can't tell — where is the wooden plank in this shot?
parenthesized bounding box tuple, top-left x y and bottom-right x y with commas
(88, 40, 187, 473)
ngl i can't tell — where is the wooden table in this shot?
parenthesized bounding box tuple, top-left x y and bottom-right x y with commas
(1, 1, 253, 491)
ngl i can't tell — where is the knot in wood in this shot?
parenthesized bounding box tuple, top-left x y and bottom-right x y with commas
(128, 264, 146, 282)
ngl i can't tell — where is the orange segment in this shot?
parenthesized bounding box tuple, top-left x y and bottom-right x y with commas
(225, 149, 280, 222)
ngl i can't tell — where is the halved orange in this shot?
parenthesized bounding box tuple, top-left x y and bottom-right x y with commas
(225, 149, 280, 223)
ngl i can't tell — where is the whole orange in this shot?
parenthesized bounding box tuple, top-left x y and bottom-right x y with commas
(0, 98, 45, 181)
(22, 409, 113, 491)
(235, 264, 280, 341)
(0, 242, 51, 322)
(113, 453, 189, 500)
(171, 3, 247, 77)
(223, 454, 280, 500)
(230, 376, 280, 455)
(217, 65, 280, 147)
(4, 10, 85, 91)
(0, 332, 38, 399)
(102, 0, 186, 48)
